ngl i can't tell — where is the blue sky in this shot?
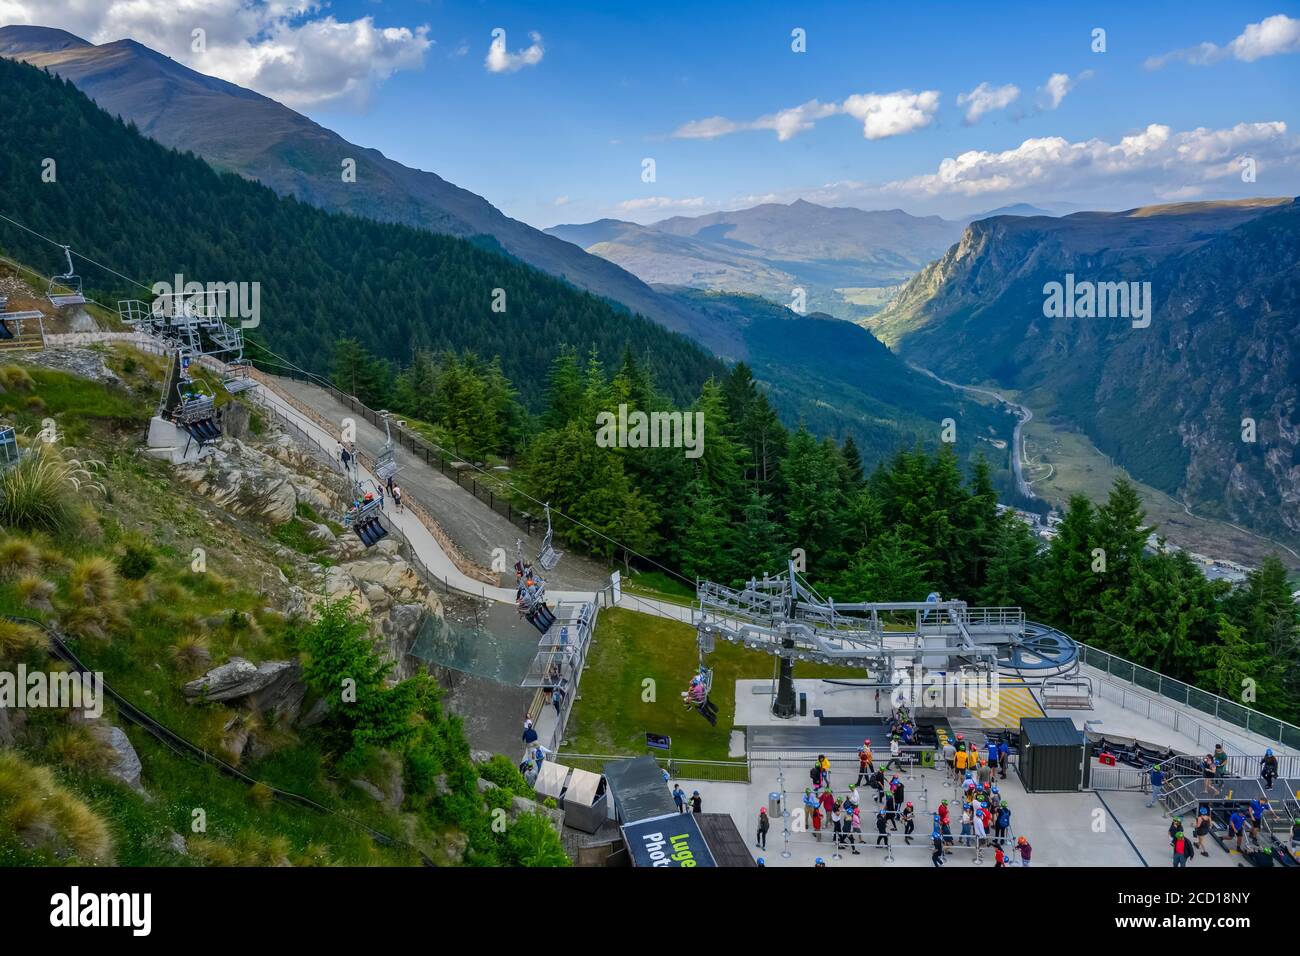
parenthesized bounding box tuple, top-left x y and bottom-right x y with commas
(24, 1, 1300, 226)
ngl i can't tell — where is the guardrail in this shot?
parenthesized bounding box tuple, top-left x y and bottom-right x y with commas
(1078, 641, 1300, 751)
(557, 752, 751, 783)
(258, 365, 539, 538)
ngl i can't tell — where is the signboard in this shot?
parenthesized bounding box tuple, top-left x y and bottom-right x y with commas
(621, 812, 716, 867)
(645, 732, 671, 751)
(611, 570, 622, 604)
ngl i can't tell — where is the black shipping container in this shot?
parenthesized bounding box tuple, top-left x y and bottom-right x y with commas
(1017, 717, 1089, 792)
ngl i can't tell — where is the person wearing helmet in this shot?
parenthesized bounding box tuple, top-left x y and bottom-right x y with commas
(995, 803, 1011, 844)
(1172, 830, 1189, 868)
(875, 806, 890, 847)
(1016, 835, 1032, 867)
(802, 788, 817, 831)
(756, 857, 765, 867)
(1194, 806, 1211, 856)
(931, 826, 946, 867)
(1290, 817, 1300, 854)
(691, 790, 702, 813)
(856, 742, 873, 785)
(1261, 748, 1279, 790)
(757, 806, 769, 849)
(1146, 763, 1165, 808)
(814, 857, 826, 867)
(902, 801, 915, 843)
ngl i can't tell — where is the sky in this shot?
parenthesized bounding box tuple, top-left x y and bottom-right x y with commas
(7, 0, 1300, 227)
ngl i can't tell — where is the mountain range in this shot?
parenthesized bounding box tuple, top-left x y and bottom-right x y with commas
(0, 25, 743, 359)
(872, 197, 1300, 543)
(0, 32, 1017, 484)
(546, 201, 967, 321)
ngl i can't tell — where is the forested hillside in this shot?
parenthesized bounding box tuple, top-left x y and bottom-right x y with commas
(872, 200, 1300, 543)
(0, 57, 722, 408)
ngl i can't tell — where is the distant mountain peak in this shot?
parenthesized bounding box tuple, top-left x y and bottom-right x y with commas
(0, 24, 91, 54)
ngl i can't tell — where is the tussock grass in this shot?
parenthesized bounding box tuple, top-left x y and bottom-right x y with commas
(0, 444, 103, 536)
(0, 617, 44, 661)
(15, 574, 56, 612)
(0, 536, 41, 578)
(0, 751, 114, 863)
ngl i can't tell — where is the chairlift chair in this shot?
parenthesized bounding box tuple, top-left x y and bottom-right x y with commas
(375, 415, 399, 483)
(46, 245, 87, 308)
(537, 503, 564, 571)
(344, 486, 388, 547)
(175, 378, 221, 444)
(221, 360, 257, 395)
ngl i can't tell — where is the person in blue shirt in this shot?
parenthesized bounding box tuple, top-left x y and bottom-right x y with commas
(1228, 810, 1247, 852)
(988, 741, 998, 766)
(672, 784, 686, 814)
(1249, 798, 1269, 845)
(1146, 764, 1165, 808)
(997, 741, 1010, 779)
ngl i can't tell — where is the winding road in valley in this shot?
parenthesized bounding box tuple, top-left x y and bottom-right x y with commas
(908, 363, 1037, 500)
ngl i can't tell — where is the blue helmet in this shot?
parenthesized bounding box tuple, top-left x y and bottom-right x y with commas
(1266, 748, 1274, 756)
(757, 857, 765, 866)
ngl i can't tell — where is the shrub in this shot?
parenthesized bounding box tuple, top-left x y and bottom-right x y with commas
(46, 726, 113, 771)
(116, 541, 155, 580)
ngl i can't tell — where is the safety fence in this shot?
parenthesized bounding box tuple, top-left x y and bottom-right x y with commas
(1078, 641, 1300, 751)
(253, 365, 538, 538)
(1090, 753, 1300, 793)
(248, 369, 498, 586)
(557, 752, 751, 783)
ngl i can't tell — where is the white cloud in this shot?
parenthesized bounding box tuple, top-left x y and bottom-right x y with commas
(672, 89, 939, 142)
(842, 90, 941, 140)
(956, 82, 1020, 124)
(1146, 14, 1300, 69)
(2, 0, 431, 109)
(485, 29, 544, 73)
(881, 121, 1294, 198)
(1037, 70, 1091, 110)
(616, 197, 709, 212)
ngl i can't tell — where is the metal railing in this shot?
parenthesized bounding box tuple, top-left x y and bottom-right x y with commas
(556, 752, 751, 783)
(1076, 642, 1300, 754)
(260, 365, 540, 538)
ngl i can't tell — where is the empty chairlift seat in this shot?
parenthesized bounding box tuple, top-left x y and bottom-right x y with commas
(47, 245, 87, 308)
(221, 361, 257, 395)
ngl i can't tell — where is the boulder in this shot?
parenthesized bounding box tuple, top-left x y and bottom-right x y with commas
(183, 657, 305, 723)
(90, 725, 145, 795)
